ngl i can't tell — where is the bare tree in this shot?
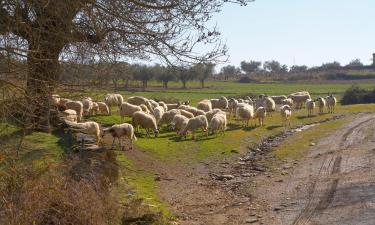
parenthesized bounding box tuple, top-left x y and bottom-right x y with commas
(0, 0, 251, 131)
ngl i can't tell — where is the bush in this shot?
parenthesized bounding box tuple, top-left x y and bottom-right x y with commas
(341, 85, 375, 105)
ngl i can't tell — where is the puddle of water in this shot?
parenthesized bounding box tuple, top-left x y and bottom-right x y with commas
(292, 124, 318, 133)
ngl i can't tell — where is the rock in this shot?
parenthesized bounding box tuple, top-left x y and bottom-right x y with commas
(245, 218, 259, 223)
(220, 175, 235, 180)
(154, 175, 161, 181)
(231, 149, 239, 153)
(274, 206, 283, 211)
(241, 173, 252, 177)
(309, 142, 316, 146)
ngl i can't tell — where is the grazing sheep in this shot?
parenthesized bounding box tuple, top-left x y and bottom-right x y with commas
(178, 115, 208, 140)
(153, 106, 165, 123)
(158, 101, 168, 112)
(236, 104, 254, 127)
(59, 109, 77, 122)
(170, 114, 189, 133)
(51, 94, 60, 107)
(306, 99, 315, 117)
(179, 109, 194, 119)
(206, 109, 225, 123)
(177, 104, 190, 110)
(254, 107, 266, 127)
(208, 113, 227, 135)
(326, 95, 337, 114)
(104, 94, 124, 115)
(132, 111, 159, 137)
(281, 98, 293, 107)
(127, 96, 153, 112)
(119, 102, 142, 120)
(66, 101, 83, 122)
(197, 99, 212, 112)
(158, 109, 181, 127)
(280, 105, 292, 130)
(139, 104, 151, 114)
(148, 99, 159, 109)
(58, 98, 72, 110)
(261, 96, 276, 117)
(97, 102, 110, 115)
(271, 95, 287, 104)
(237, 98, 244, 103)
(316, 97, 326, 114)
(91, 102, 99, 115)
(288, 92, 311, 110)
(228, 98, 238, 118)
(82, 98, 93, 116)
(184, 106, 206, 117)
(102, 123, 137, 150)
(64, 120, 101, 144)
(166, 102, 181, 111)
(210, 96, 229, 109)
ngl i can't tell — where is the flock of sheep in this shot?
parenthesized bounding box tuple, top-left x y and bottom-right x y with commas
(51, 91, 337, 150)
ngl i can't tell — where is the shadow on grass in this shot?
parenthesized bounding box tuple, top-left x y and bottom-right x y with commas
(169, 134, 216, 142)
(266, 125, 283, 130)
(296, 115, 317, 120)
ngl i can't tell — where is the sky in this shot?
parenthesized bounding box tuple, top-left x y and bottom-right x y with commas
(212, 0, 375, 69)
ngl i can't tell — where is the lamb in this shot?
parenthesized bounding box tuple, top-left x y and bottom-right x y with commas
(254, 107, 266, 127)
(228, 98, 238, 118)
(271, 95, 287, 104)
(153, 106, 165, 123)
(208, 113, 227, 135)
(281, 98, 293, 107)
(64, 120, 101, 144)
(132, 111, 159, 137)
(210, 96, 228, 109)
(59, 109, 77, 122)
(66, 101, 83, 121)
(139, 104, 151, 114)
(178, 115, 208, 140)
(102, 123, 137, 150)
(280, 105, 292, 130)
(179, 109, 194, 119)
(236, 104, 254, 127)
(184, 106, 206, 117)
(170, 114, 189, 133)
(158, 101, 168, 112)
(197, 99, 212, 112)
(104, 94, 124, 115)
(119, 102, 142, 120)
(316, 97, 326, 114)
(82, 98, 93, 116)
(326, 95, 337, 114)
(97, 102, 110, 115)
(306, 99, 315, 117)
(127, 96, 153, 112)
(206, 109, 225, 122)
(158, 109, 181, 127)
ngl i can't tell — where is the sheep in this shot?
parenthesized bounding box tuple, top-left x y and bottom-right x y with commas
(288, 92, 311, 110)
(281, 98, 293, 107)
(206, 109, 225, 123)
(254, 107, 266, 127)
(280, 105, 292, 130)
(210, 96, 229, 109)
(127, 96, 153, 112)
(170, 114, 189, 133)
(58, 98, 72, 110)
(326, 95, 337, 114)
(119, 102, 142, 120)
(149, 99, 160, 109)
(236, 104, 254, 127)
(97, 102, 110, 115)
(91, 102, 99, 115)
(158, 101, 168, 112)
(51, 94, 60, 107)
(271, 95, 287, 104)
(153, 106, 165, 123)
(179, 109, 194, 119)
(166, 103, 181, 111)
(177, 104, 190, 110)
(139, 104, 151, 114)
(102, 123, 137, 150)
(228, 98, 239, 118)
(178, 115, 208, 140)
(132, 111, 159, 137)
(208, 113, 227, 135)
(59, 109, 77, 122)
(66, 101, 83, 122)
(306, 99, 315, 117)
(64, 120, 101, 144)
(316, 97, 326, 114)
(260, 96, 276, 117)
(197, 99, 212, 112)
(104, 94, 124, 115)
(184, 106, 206, 117)
(158, 109, 181, 128)
(82, 98, 93, 116)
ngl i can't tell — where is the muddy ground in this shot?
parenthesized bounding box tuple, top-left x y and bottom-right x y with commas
(122, 113, 375, 225)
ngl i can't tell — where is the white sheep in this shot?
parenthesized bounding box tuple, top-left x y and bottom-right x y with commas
(104, 94, 124, 115)
(153, 106, 165, 123)
(236, 104, 254, 127)
(127, 96, 153, 112)
(139, 104, 151, 114)
(91, 102, 99, 115)
(261, 96, 276, 117)
(316, 97, 326, 114)
(271, 95, 287, 104)
(179, 109, 195, 119)
(210, 96, 228, 109)
(119, 102, 142, 120)
(184, 106, 206, 117)
(65, 120, 101, 144)
(197, 99, 212, 112)
(158, 109, 181, 127)
(58, 98, 71, 109)
(280, 105, 292, 130)
(288, 92, 311, 110)
(51, 94, 60, 107)
(228, 98, 239, 118)
(208, 113, 227, 135)
(66, 101, 83, 122)
(132, 111, 159, 137)
(254, 107, 266, 127)
(170, 114, 189, 133)
(59, 109, 77, 122)
(82, 98, 93, 116)
(281, 98, 293, 107)
(102, 123, 137, 150)
(206, 109, 225, 123)
(158, 101, 168, 112)
(306, 99, 315, 117)
(326, 95, 337, 114)
(97, 102, 110, 115)
(148, 99, 160, 109)
(178, 115, 208, 140)
(166, 103, 180, 111)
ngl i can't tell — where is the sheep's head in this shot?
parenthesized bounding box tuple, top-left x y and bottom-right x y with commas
(154, 129, 159, 137)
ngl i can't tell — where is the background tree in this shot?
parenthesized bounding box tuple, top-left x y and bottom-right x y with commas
(320, 61, 341, 70)
(194, 62, 215, 88)
(155, 65, 176, 89)
(290, 65, 308, 73)
(133, 64, 153, 90)
(263, 60, 282, 74)
(178, 67, 195, 89)
(0, 0, 251, 130)
(346, 59, 363, 68)
(219, 65, 240, 80)
(240, 60, 261, 75)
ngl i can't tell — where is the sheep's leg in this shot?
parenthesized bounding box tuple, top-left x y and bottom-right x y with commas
(111, 138, 116, 149)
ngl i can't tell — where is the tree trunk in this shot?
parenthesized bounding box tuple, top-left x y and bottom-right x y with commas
(26, 43, 61, 132)
(124, 79, 129, 90)
(200, 79, 204, 88)
(163, 81, 168, 89)
(182, 80, 187, 89)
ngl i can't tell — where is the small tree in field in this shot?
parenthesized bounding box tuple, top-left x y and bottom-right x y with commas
(194, 62, 215, 88)
(156, 66, 175, 89)
(220, 65, 239, 80)
(240, 60, 261, 76)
